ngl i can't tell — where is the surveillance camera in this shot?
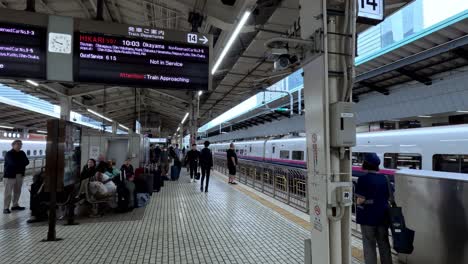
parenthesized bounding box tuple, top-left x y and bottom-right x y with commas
(274, 54, 298, 71)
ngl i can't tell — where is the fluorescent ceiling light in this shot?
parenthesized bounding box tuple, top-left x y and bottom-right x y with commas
(177, 127, 180, 132)
(417, 115, 432, 118)
(87, 109, 113, 122)
(119, 124, 129, 130)
(181, 112, 189, 124)
(26, 79, 39, 86)
(456, 110, 468, 113)
(37, 130, 47, 134)
(211, 10, 251, 75)
(0, 125, 14, 129)
(198, 91, 203, 96)
(440, 139, 468, 142)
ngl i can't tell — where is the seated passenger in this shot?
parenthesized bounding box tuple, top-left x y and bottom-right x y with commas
(96, 154, 109, 175)
(105, 160, 120, 179)
(120, 158, 134, 180)
(81, 159, 97, 180)
(89, 160, 117, 202)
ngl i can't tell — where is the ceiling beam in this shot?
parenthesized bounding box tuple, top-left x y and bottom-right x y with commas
(69, 86, 122, 97)
(75, 0, 92, 18)
(38, 0, 55, 14)
(452, 48, 468, 61)
(396, 68, 432, 85)
(88, 95, 134, 106)
(148, 89, 190, 104)
(356, 34, 468, 82)
(359, 81, 390, 95)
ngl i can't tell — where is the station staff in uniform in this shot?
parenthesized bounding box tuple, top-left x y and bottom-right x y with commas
(355, 153, 393, 264)
(3, 140, 29, 214)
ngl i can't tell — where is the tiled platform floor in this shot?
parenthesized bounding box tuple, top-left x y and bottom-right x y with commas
(0, 171, 316, 264)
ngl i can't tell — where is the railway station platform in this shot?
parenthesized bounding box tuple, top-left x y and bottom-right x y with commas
(0, 170, 378, 264)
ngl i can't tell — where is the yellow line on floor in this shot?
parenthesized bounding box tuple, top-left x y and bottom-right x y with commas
(231, 182, 364, 262)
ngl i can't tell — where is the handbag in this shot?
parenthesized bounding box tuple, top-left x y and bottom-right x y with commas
(386, 177, 415, 254)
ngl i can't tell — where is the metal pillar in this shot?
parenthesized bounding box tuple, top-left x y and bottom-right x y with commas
(301, 0, 356, 264)
(60, 96, 72, 121)
(112, 122, 118, 135)
(189, 93, 197, 145)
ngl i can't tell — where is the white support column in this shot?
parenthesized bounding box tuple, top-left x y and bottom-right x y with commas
(60, 96, 72, 121)
(22, 128, 29, 139)
(189, 93, 197, 145)
(301, 1, 356, 264)
(112, 122, 118, 135)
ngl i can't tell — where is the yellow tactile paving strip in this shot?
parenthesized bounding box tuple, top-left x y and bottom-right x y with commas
(230, 181, 365, 262)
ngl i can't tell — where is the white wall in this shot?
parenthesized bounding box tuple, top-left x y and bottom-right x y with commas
(80, 129, 142, 169)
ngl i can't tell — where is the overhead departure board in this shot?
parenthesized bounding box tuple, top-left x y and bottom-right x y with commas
(74, 31, 210, 90)
(0, 22, 46, 79)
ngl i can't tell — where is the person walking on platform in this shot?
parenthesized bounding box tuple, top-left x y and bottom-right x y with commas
(3, 139, 29, 214)
(174, 144, 181, 160)
(154, 145, 161, 165)
(159, 147, 170, 178)
(199, 141, 213, 192)
(355, 153, 393, 264)
(185, 144, 200, 183)
(226, 143, 238, 185)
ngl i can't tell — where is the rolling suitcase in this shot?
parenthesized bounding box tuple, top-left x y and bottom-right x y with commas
(116, 171, 131, 213)
(135, 168, 152, 194)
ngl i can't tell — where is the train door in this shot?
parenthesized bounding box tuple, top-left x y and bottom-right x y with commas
(264, 140, 273, 161)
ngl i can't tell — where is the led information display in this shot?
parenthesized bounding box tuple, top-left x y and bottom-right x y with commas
(75, 32, 210, 90)
(0, 22, 46, 79)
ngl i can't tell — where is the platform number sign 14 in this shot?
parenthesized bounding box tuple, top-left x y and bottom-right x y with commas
(187, 33, 198, 44)
(358, 0, 384, 21)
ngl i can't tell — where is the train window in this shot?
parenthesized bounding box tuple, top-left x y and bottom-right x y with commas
(292, 151, 305, 161)
(2, 151, 6, 158)
(384, 153, 422, 170)
(433, 154, 468, 174)
(39, 150, 43, 155)
(249, 146, 252, 153)
(272, 146, 275, 154)
(33, 150, 37, 156)
(27, 150, 30, 156)
(280, 150, 290, 159)
(352, 152, 367, 166)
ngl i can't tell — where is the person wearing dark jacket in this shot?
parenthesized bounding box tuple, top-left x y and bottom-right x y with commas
(185, 144, 200, 183)
(120, 158, 134, 179)
(199, 141, 213, 192)
(80, 159, 97, 180)
(154, 145, 161, 164)
(3, 140, 30, 214)
(355, 153, 393, 264)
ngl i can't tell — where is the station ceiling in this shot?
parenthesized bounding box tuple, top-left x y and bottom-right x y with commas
(0, 0, 414, 135)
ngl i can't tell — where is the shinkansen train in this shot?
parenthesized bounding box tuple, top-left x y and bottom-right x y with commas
(207, 124, 468, 175)
(0, 139, 47, 160)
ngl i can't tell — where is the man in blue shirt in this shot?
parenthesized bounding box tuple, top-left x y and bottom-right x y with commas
(355, 153, 392, 264)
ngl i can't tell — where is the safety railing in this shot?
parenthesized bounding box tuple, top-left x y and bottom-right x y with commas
(0, 157, 46, 179)
(213, 155, 309, 213)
